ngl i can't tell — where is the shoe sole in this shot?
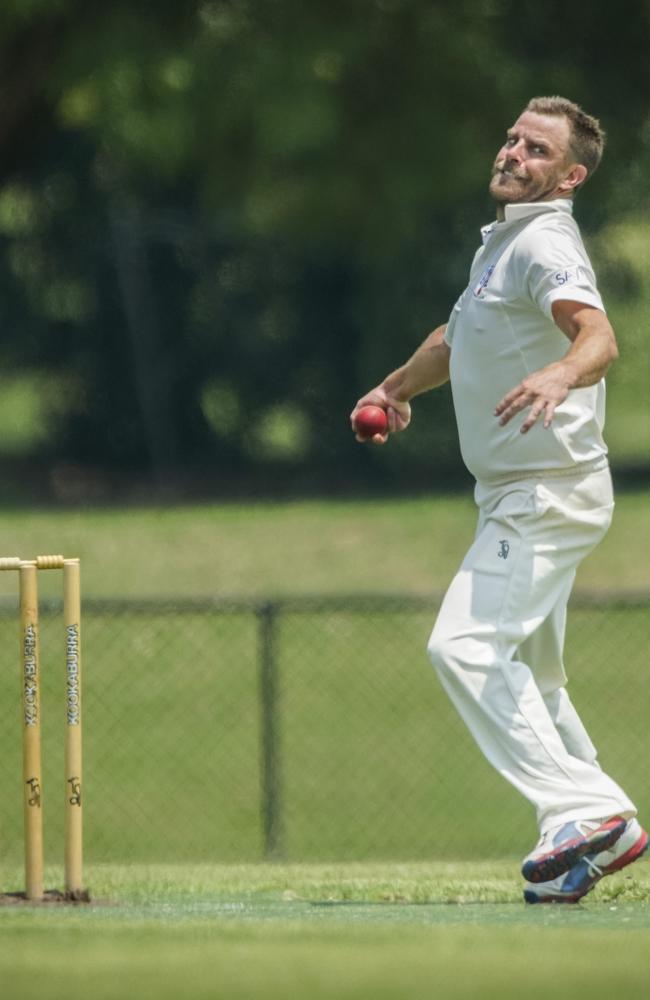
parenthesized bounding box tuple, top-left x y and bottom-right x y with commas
(524, 886, 586, 904)
(522, 816, 627, 884)
(524, 828, 649, 904)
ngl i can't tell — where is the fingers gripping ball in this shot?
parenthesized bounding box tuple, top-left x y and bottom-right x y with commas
(354, 405, 388, 440)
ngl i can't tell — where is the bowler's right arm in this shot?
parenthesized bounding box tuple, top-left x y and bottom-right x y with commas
(351, 324, 451, 443)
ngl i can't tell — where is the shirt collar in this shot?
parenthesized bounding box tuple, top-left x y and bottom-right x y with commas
(481, 199, 574, 244)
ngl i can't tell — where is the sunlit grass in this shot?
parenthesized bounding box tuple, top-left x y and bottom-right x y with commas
(2, 862, 650, 1000)
(0, 492, 648, 599)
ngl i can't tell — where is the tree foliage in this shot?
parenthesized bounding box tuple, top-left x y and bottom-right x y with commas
(0, 0, 649, 494)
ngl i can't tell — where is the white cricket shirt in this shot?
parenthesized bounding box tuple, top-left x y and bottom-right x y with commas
(444, 199, 608, 484)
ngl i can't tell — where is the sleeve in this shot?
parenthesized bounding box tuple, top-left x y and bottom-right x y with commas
(520, 223, 605, 319)
(445, 245, 485, 345)
(443, 289, 468, 346)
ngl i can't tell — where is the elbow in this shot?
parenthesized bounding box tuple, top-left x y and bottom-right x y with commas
(599, 318, 619, 370)
(607, 331, 619, 367)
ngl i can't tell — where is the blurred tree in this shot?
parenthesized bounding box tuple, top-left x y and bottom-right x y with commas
(0, 0, 648, 496)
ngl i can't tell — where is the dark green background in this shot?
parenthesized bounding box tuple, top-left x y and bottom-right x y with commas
(1, 0, 648, 498)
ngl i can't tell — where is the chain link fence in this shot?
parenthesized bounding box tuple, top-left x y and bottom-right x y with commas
(1, 593, 648, 865)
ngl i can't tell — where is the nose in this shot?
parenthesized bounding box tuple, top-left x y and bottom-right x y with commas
(502, 138, 524, 162)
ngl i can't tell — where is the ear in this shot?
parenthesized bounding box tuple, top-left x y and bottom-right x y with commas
(558, 163, 588, 193)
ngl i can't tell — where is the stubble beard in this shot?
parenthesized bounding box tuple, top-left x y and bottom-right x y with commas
(489, 159, 531, 205)
(489, 158, 565, 208)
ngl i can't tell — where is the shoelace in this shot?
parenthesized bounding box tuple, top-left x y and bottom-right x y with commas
(583, 856, 604, 878)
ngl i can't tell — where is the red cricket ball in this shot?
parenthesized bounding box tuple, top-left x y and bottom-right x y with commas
(354, 405, 388, 440)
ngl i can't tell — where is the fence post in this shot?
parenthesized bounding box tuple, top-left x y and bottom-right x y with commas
(258, 600, 283, 859)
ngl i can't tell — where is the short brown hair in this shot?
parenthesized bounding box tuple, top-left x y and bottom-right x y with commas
(525, 96, 605, 186)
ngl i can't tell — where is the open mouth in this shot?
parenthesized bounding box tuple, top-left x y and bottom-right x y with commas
(497, 166, 525, 180)
(492, 159, 526, 182)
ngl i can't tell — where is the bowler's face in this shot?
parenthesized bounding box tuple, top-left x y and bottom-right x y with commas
(489, 111, 575, 206)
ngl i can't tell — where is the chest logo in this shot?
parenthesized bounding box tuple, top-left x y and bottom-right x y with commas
(473, 263, 495, 298)
(498, 539, 510, 560)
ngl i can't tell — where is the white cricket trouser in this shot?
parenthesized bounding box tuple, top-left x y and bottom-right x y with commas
(427, 463, 636, 834)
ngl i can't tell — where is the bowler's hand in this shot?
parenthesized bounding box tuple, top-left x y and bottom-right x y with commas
(350, 388, 411, 444)
(494, 362, 572, 433)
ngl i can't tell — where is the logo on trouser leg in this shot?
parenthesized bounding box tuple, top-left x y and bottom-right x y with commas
(498, 539, 510, 559)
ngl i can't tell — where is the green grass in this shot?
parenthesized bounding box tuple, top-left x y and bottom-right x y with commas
(0, 491, 649, 598)
(0, 496, 647, 996)
(2, 862, 650, 1000)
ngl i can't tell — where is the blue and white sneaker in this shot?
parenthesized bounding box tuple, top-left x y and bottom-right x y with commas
(521, 814, 627, 883)
(524, 817, 649, 904)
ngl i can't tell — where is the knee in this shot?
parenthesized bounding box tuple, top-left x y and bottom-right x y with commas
(426, 630, 460, 678)
(427, 629, 492, 684)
